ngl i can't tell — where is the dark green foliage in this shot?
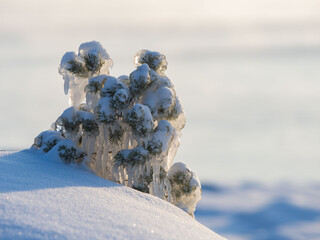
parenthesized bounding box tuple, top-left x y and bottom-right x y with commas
(147, 121, 173, 155)
(157, 104, 173, 117)
(66, 53, 105, 78)
(43, 139, 59, 153)
(129, 64, 151, 97)
(32, 141, 40, 151)
(110, 89, 129, 111)
(126, 104, 153, 137)
(147, 139, 163, 155)
(78, 135, 82, 145)
(108, 125, 124, 145)
(100, 79, 125, 98)
(67, 60, 88, 78)
(82, 119, 99, 135)
(132, 183, 149, 193)
(131, 125, 148, 137)
(170, 170, 193, 195)
(32, 134, 43, 149)
(113, 150, 129, 167)
(114, 147, 148, 168)
(127, 105, 145, 123)
(85, 79, 104, 94)
(55, 117, 80, 136)
(133, 172, 153, 193)
(83, 53, 105, 73)
(136, 50, 167, 72)
(58, 145, 77, 164)
(95, 104, 117, 124)
(132, 166, 167, 194)
(32, 131, 64, 153)
(172, 171, 186, 185)
(165, 104, 179, 120)
(129, 75, 150, 96)
(164, 99, 184, 121)
(96, 111, 116, 124)
(127, 148, 148, 166)
(155, 120, 172, 133)
(58, 144, 85, 164)
(169, 170, 194, 203)
(152, 101, 181, 121)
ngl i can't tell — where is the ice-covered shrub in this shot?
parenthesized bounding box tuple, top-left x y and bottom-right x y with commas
(32, 41, 201, 216)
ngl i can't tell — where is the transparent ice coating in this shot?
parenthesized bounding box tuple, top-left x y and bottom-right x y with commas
(134, 50, 167, 74)
(165, 162, 202, 217)
(32, 130, 64, 153)
(129, 63, 151, 96)
(33, 43, 199, 217)
(59, 41, 113, 106)
(85, 75, 108, 109)
(127, 104, 154, 138)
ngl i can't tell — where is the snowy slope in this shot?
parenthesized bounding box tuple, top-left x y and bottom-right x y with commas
(0, 150, 225, 240)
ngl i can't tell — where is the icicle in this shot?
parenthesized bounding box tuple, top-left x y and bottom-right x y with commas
(93, 125, 103, 172)
(120, 166, 126, 185)
(152, 156, 162, 197)
(133, 166, 139, 187)
(86, 135, 96, 164)
(102, 125, 110, 178)
(146, 159, 151, 176)
(164, 177, 172, 203)
(127, 167, 134, 187)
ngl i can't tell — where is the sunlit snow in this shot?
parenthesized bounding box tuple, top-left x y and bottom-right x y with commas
(0, 151, 224, 240)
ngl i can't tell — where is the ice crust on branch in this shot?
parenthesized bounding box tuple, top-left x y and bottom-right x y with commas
(32, 41, 201, 216)
(59, 41, 113, 106)
(165, 162, 202, 217)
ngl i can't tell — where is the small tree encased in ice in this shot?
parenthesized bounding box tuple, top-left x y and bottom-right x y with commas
(32, 41, 201, 216)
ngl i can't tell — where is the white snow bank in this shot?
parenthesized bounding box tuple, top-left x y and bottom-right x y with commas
(0, 151, 225, 240)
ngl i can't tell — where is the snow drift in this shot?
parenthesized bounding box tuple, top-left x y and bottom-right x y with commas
(0, 151, 224, 240)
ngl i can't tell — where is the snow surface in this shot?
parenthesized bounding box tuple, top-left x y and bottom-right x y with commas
(196, 183, 320, 240)
(0, 151, 224, 240)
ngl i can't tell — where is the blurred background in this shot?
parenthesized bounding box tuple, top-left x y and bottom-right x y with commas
(1, 0, 320, 239)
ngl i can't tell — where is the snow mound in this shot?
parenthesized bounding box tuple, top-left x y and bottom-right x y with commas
(0, 151, 225, 240)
